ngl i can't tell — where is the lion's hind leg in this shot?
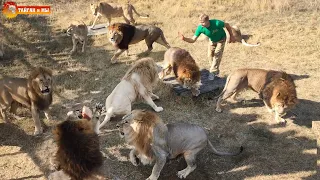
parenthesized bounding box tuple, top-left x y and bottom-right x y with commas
(155, 34, 170, 49)
(177, 147, 203, 179)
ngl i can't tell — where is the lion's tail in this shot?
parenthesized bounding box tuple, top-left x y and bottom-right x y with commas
(215, 73, 231, 99)
(208, 140, 243, 156)
(131, 4, 149, 18)
(160, 31, 171, 49)
(98, 107, 114, 130)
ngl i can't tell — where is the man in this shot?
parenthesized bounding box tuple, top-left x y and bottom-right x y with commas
(179, 14, 235, 80)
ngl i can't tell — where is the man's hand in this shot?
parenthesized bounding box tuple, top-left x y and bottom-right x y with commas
(178, 32, 185, 41)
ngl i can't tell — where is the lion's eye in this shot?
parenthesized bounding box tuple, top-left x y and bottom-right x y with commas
(40, 79, 43, 82)
(124, 120, 128, 124)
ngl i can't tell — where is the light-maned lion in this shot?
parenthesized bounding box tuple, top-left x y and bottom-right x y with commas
(49, 116, 103, 180)
(107, 23, 170, 64)
(216, 68, 297, 124)
(0, 67, 53, 135)
(117, 110, 243, 180)
(230, 25, 260, 47)
(160, 47, 201, 96)
(66, 22, 88, 55)
(97, 58, 163, 133)
(90, 2, 149, 29)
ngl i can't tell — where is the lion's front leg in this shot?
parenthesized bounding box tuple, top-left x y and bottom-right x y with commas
(81, 38, 87, 53)
(146, 147, 167, 180)
(70, 37, 77, 55)
(31, 104, 43, 135)
(274, 110, 286, 124)
(129, 149, 140, 166)
(111, 49, 126, 64)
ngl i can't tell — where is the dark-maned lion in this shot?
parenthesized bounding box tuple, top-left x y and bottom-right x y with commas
(117, 110, 243, 180)
(0, 67, 53, 135)
(216, 68, 297, 124)
(96, 58, 163, 133)
(160, 47, 201, 96)
(90, 2, 149, 29)
(107, 23, 170, 63)
(50, 117, 103, 180)
(66, 21, 88, 55)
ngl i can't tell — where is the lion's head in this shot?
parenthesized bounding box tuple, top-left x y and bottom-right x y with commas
(28, 67, 53, 96)
(66, 23, 87, 38)
(263, 73, 298, 116)
(90, 3, 99, 16)
(53, 118, 103, 180)
(107, 24, 124, 45)
(117, 110, 163, 158)
(177, 68, 201, 89)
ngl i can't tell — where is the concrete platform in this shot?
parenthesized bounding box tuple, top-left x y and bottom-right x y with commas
(163, 69, 226, 96)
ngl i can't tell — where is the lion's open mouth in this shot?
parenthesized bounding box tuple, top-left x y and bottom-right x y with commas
(41, 88, 50, 94)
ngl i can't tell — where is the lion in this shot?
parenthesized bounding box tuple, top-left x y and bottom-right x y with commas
(230, 25, 260, 47)
(96, 57, 163, 133)
(50, 115, 103, 180)
(160, 47, 201, 96)
(0, 67, 53, 135)
(66, 21, 88, 55)
(117, 110, 243, 180)
(90, 2, 149, 29)
(215, 68, 298, 124)
(107, 23, 170, 64)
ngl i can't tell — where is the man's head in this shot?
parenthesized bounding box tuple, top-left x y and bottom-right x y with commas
(199, 14, 210, 27)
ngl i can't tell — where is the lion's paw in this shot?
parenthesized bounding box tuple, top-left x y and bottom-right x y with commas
(34, 127, 43, 135)
(154, 107, 163, 112)
(215, 107, 222, 113)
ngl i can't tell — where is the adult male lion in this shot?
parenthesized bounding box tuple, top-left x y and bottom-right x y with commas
(66, 21, 88, 55)
(160, 47, 201, 96)
(117, 110, 243, 180)
(107, 23, 170, 64)
(49, 115, 103, 180)
(97, 58, 163, 133)
(90, 2, 149, 29)
(216, 69, 297, 124)
(0, 67, 53, 135)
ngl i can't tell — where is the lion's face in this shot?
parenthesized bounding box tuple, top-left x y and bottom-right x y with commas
(90, 3, 98, 16)
(32, 71, 52, 96)
(272, 92, 297, 116)
(117, 110, 142, 139)
(177, 69, 201, 89)
(107, 27, 123, 45)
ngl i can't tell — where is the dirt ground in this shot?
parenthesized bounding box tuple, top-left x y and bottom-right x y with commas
(0, 0, 319, 179)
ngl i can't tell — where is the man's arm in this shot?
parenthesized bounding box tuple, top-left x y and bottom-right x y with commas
(224, 23, 236, 43)
(178, 32, 199, 43)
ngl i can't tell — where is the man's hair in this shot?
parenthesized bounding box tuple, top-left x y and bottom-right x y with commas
(199, 14, 209, 22)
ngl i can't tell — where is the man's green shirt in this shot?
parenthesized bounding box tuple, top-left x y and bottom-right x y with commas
(194, 19, 226, 42)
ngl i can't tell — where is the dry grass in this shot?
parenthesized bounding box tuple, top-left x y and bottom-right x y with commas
(0, 0, 319, 179)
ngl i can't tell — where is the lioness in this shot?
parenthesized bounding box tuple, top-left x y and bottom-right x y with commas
(97, 58, 163, 133)
(118, 110, 243, 180)
(66, 22, 88, 55)
(49, 115, 103, 180)
(0, 67, 53, 135)
(216, 69, 297, 124)
(90, 2, 149, 29)
(160, 47, 201, 96)
(230, 25, 260, 47)
(107, 23, 170, 63)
